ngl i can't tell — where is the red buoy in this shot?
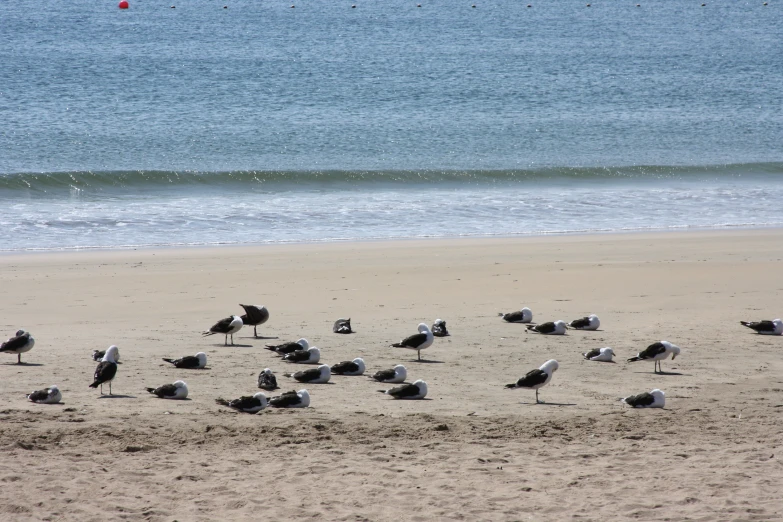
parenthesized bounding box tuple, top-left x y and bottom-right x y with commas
(118, 0, 129, 8)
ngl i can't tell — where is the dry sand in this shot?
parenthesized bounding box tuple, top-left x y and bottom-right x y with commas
(1, 230, 783, 521)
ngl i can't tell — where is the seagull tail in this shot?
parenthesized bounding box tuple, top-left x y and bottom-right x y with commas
(215, 398, 230, 407)
(263, 345, 279, 351)
(162, 358, 175, 364)
(377, 389, 388, 394)
(391, 342, 403, 348)
(525, 324, 536, 331)
(202, 331, 216, 337)
(145, 388, 156, 394)
(740, 321, 752, 328)
(504, 383, 518, 389)
(626, 356, 642, 362)
(497, 312, 505, 317)
(88, 381, 100, 388)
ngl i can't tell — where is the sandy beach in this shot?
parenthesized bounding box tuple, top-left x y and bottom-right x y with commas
(2, 230, 783, 521)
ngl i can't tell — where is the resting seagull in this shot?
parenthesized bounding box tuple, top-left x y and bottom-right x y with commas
(283, 346, 321, 364)
(568, 314, 600, 330)
(258, 368, 279, 390)
(89, 345, 119, 395)
(265, 338, 309, 356)
(1, 329, 35, 364)
(162, 352, 207, 369)
(331, 358, 366, 376)
(216, 392, 268, 414)
(499, 307, 533, 323)
(740, 319, 783, 336)
(582, 347, 614, 362)
(268, 389, 310, 408)
(239, 304, 270, 338)
(146, 380, 189, 400)
(369, 364, 407, 384)
(203, 315, 243, 345)
(627, 341, 680, 373)
(622, 389, 665, 408)
(285, 364, 331, 384)
(391, 323, 434, 361)
(505, 359, 559, 404)
(379, 379, 428, 399)
(333, 318, 354, 334)
(526, 321, 567, 335)
(27, 385, 62, 404)
(431, 319, 450, 337)
(92, 348, 120, 363)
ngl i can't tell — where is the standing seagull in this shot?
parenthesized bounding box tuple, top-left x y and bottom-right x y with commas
(162, 352, 207, 369)
(505, 359, 559, 404)
(265, 338, 309, 356)
(27, 385, 62, 404)
(391, 323, 434, 361)
(431, 319, 450, 337)
(568, 314, 601, 330)
(283, 346, 321, 364)
(146, 380, 189, 400)
(285, 364, 331, 384)
(258, 368, 279, 390)
(268, 389, 310, 408)
(239, 304, 270, 338)
(369, 364, 407, 384)
(378, 379, 428, 399)
(740, 319, 783, 335)
(499, 307, 533, 323)
(526, 321, 567, 335)
(330, 358, 366, 376)
(333, 318, 354, 334)
(89, 345, 120, 395)
(582, 347, 614, 362)
(216, 392, 268, 414)
(203, 315, 243, 346)
(622, 389, 665, 408)
(1, 329, 35, 364)
(627, 341, 680, 374)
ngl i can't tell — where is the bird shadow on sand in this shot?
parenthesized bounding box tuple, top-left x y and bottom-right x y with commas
(3, 362, 44, 366)
(212, 343, 254, 348)
(97, 394, 137, 399)
(633, 371, 688, 376)
(243, 336, 279, 340)
(519, 402, 578, 407)
(411, 359, 445, 364)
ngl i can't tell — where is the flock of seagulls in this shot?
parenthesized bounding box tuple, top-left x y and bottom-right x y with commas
(5, 302, 781, 413)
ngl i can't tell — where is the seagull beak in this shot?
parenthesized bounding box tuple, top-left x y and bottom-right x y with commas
(671, 354, 677, 360)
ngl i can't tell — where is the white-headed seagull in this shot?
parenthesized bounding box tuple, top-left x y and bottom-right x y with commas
(268, 389, 310, 408)
(526, 321, 567, 335)
(369, 364, 407, 384)
(92, 347, 120, 363)
(505, 359, 559, 404)
(379, 379, 428, 399)
(216, 392, 268, 414)
(163, 352, 207, 369)
(627, 341, 680, 373)
(203, 315, 243, 345)
(740, 319, 783, 335)
(27, 385, 62, 404)
(622, 389, 665, 408)
(283, 346, 321, 364)
(431, 319, 450, 337)
(258, 368, 279, 391)
(330, 358, 366, 376)
(499, 307, 533, 323)
(265, 338, 309, 356)
(285, 364, 331, 384)
(582, 347, 614, 362)
(89, 345, 119, 395)
(146, 380, 189, 400)
(391, 323, 434, 361)
(1, 329, 35, 364)
(568, 314, 600, 330)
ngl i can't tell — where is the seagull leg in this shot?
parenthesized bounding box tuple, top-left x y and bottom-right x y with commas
(224, 334, 228, 346)
(535, 389, 540, 404)
(17, 353, 21, 364)
(254, 325, 258, 338)
(109, 382, 113, 396)
(418, 350, 421, 361)
(231, 334, 235, 346)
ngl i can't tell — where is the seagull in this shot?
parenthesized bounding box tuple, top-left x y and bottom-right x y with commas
(330, 358, 366, 376)
(526, 321, 567, 335)
(203, 315, 243, 345)
(27, 385, 62, 404)
(264, 338, 309, 356)
(89, 345, 119, 395)
(622, 389, 665, 408)
(258, 368, 279, 390)
(215, 392, 268, 414)
(284, 364, 331, 384)
(431, 319, 450, 337)
(92, 348, 120, 363)
(1, 329, 35, 364)
(740, 319, 783, 335)
(162, 352, 207, 369)
(568, 314, 600, 330)
(499, 307, 533, 323)
(239, 304, 270, 338)
(378, 379, 428, 399)
(582, 347, 614, 362)
(391, 323, 434, 361)
(268, 389, 310, 408)
(146, 380, 189, 400)
(333, 318, 354, 334)
(283, 346, 321, 364)
(369, 364, 407, 384)
(627, 341, 680, 373)
(505, 359, 559, 404)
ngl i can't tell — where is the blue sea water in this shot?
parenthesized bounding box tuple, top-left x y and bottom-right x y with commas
(1, 0, 782, 251)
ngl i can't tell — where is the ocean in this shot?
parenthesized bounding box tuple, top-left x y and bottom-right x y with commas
(1, 0, 781, 251)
